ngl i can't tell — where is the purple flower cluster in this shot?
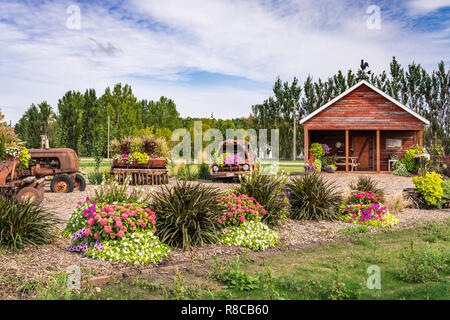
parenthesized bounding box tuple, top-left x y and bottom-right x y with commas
(66, 227, 104, 253)
(272, 185, 291, 216)
(321, 144, 331, 156)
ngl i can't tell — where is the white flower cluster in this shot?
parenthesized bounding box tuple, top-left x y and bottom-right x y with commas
(84, 230, 170, 264)
(220, 220, 279, 251)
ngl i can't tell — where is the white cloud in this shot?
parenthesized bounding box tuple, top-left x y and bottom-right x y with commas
(408, 0, 450, 14)
(0, 0, 448, 124)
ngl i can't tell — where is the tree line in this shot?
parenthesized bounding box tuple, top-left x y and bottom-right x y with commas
(12, 57, 449, 158)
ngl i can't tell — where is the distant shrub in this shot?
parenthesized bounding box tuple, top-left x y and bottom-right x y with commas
(197, 163, 211, 180)
(88, 169, 113, 185)
(310, 143, 324, 160)
(151, 181, 222, 250)
(399, 241, 448, 283)
(399, 145, 423, 173)
(176, 163, 198, 181)
(0, 197, 60, 251)
(392, 162, 410, 176)
(288, 171, 342, 221)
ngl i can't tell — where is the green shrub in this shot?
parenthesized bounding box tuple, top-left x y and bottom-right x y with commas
(412, 171, 443, 206)
(287, 171, 342, 220)
(212, 257, 259, 291)
(442, 178, 450, 199)
(420, 221, 450, 243)
(151, 181, 223, 250)
(88, 170, 112, 185)
(399, 241, 448, 283)
(0, 197, 60, 251)
(197, 163, 211, 180)
(399, 145, 423, 172)
(392, 162, 410, 176)
(310, 143, 323, 160)
(313, 159, 322, 172)
(234, 168, 290, 226)
(349, 176, 385, 198)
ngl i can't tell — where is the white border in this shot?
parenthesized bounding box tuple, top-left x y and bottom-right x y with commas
(299, 80, 430, 125)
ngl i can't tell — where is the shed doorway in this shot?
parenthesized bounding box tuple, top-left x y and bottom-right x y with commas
(351, 132, 374, 171)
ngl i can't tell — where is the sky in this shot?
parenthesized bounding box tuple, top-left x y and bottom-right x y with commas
(0, 0, 449, 124)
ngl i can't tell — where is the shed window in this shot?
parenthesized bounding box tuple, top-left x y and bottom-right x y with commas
(386, 138, 402, 149)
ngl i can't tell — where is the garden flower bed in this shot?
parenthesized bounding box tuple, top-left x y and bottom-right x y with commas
(217, 194, 279, 250)
(340, 191, 399, 228)
(64, 197, 170, 264)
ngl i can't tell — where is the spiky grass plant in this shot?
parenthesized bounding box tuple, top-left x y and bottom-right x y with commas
(288, 171, 342, 221)
(0, 197, 60, 251)
(349, 175, 385, 198)
(233, 168, 290, 226)
(151, 181, 223, 250)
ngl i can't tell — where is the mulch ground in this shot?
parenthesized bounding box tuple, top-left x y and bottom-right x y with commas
(0, 174, 448, 299)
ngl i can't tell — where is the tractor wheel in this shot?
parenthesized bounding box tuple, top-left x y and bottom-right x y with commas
(73, 174, 86, 191)
(16, 187, 43, 205)
(50, 174, 75, 193)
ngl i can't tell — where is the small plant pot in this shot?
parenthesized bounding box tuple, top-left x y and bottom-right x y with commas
(148, 157, 166, 168)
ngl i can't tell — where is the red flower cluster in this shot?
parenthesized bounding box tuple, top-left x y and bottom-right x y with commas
(217, 194, 267, 227)
(81, 201, 157, 241)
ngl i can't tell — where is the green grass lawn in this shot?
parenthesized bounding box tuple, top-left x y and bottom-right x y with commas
(32, 220, 449, 300)
(79, 159, 111, 174)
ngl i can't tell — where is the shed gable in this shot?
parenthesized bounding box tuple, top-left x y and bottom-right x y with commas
(301, 81, 428, 130)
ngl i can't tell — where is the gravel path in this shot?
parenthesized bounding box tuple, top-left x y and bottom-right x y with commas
(1, 173, 448, 299)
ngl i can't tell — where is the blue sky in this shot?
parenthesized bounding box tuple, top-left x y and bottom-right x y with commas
(0, 0, 449, 124)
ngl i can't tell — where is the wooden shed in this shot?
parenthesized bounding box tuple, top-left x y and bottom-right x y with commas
(300, 80, 429, 173)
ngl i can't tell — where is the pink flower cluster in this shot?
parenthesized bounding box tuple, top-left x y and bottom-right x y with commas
(78, 199, 157, 242)
(345, 203, 388, 223)
(217, 194, 267, 227)
(223, 154, 245, 166)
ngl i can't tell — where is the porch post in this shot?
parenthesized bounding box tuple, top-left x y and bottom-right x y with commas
(345, 130, 349, 172)
(419, 129, 423, 151)
(304, 126, 309, 164)
(376, 130, 380, 173)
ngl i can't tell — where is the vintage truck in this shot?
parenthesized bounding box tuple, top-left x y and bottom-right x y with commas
(210, 139, 258, 181)
(19, 148, 86, 193)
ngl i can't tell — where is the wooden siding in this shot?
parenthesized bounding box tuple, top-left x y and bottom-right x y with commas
(303, 84, 425, 131)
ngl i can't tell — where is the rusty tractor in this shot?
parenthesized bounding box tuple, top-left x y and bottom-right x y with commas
(19, 148, 86, 193)
(0, 155, 45, 204)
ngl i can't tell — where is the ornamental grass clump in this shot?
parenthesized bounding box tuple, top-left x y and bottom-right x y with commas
(233, 169, 290, 226)
(151, 181, 223, 250)
(349, 176, 385, 198)
(0, 197, 60, 251)
(287, 171, 342, 221)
